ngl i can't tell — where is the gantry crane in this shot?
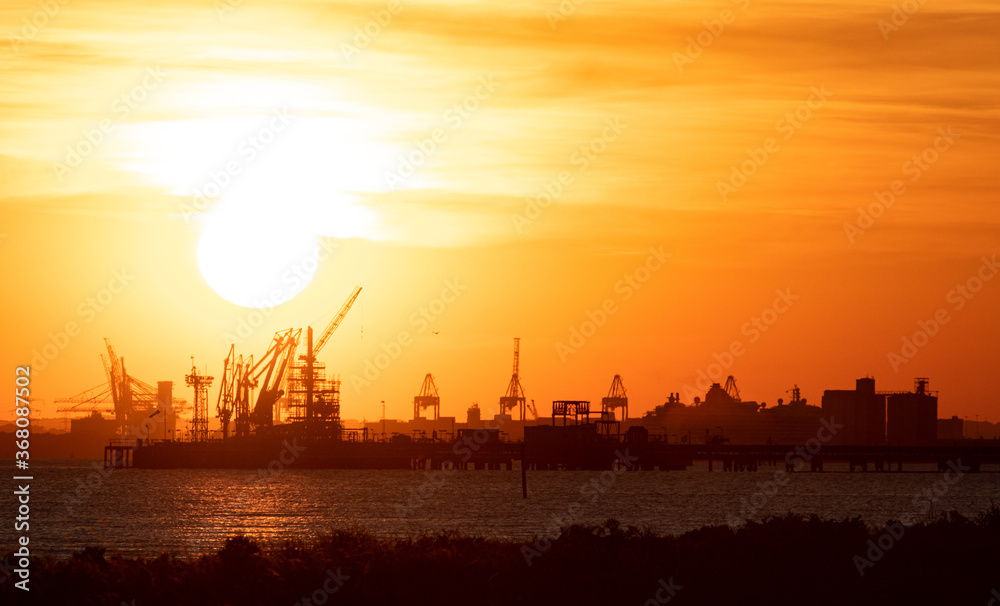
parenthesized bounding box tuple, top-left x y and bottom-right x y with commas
(602, 374, 628, 421)
(499, 337, 526, 421)
(414, 373, 441, 420)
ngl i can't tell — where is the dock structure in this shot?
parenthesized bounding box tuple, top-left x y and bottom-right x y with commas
(104, 438, 141, 468)
(523, 427, 1000, 472)
(123, 423, 1000, 472)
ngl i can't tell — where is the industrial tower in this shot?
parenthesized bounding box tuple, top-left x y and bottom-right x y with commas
(414, 373, 441, 420)
(602, 374, 628, 420)
(499, 337, 526, 421)
(185, 358, 214, 442)
(286, 285, 361, 438)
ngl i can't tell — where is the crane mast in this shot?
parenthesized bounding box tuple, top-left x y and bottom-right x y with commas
(499, 337, 526, 421)
(286, 285, 362, 439)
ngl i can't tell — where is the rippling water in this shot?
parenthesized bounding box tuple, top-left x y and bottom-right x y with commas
(5, 460, 999, 559)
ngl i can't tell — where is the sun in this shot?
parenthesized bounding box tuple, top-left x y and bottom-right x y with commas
(197, 202, 321, 308)
(105, 75, 390, 307)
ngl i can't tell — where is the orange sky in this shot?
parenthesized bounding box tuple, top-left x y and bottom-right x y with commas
(1, 0, 998, 426)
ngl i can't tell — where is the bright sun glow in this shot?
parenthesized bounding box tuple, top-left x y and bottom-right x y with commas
(109, 76, 389, 307)
(197, 203, 320, 308)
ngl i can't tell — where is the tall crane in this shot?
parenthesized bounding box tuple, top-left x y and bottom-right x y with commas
(499, 337, 526, 421)
(55, 382, 115, 417)
(104, 339, 134, 426)
(312, 285, 362, 357)
(414, 373, 440, 420)
(602, 374, 628, 421)
(215, 345, 254, 439)
(55, 339, 186, 434)
(288, 285, 362, 433)
(216, 346, 236, 439)
(249, 328, 301, 430)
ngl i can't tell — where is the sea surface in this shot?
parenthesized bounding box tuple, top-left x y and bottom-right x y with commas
(4, 459, 999, 559)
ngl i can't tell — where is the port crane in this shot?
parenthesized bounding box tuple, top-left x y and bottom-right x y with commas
(55, 338, 186, 435)
(601, 374, 629, 421)
(215, 346, 254, 439)
(216, 285, 361, 438)
(288, 285, 362, 433)
(249, 327, 301, 431)
(499, 337, 527, 421)
(311, 285, 362, 358)
(213, 327, 302, 437)
(414, 373, 441, 420)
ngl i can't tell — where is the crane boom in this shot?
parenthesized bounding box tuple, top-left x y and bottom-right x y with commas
(251, 328, 300, 427)
(313, 285, 362, 356)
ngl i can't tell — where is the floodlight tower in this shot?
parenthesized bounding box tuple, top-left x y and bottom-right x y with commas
(186, 357, 214, 442)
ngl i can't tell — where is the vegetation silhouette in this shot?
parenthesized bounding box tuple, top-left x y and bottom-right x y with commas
(3, 507, 999, 605)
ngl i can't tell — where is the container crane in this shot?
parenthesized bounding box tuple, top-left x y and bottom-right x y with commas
(414, 373, 441, 420)
(55, 339, 186, 434)
(602, 374, 628, 421)
(499, 337, 526, 421)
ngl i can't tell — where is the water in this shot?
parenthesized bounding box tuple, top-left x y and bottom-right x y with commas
(5, 460, 999, 559)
